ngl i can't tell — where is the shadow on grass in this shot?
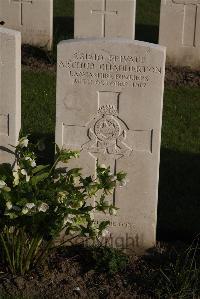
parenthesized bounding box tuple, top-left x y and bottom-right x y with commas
(53, 18, 159, 46)
(52, 16, 74, 60)
(158, 148, 200, 242)
(135, 24, 159, 44)
(28, 133, 55, 165)
(53, 16, 74, 46)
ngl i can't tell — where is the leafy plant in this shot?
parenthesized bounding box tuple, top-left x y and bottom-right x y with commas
(0, 136, 127, 275)
(89, 245, 128, 275)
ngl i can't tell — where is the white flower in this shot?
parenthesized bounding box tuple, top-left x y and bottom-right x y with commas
(63, 214, 74, 225)
(0, 181, 10, 193)
(31, 160, 36, 167)
(57, 191, 68, 203)
(110, 207, 117, 216)
(13, 171, 20, 186)
(21, 169, 30, 182)
(74, 177, 80, 186)
(110, 175, 117, 182)
(119, 179, 129, 187)
(101, 229, 110, 238)
(25, 157, 36, 168)
(78, 200, 83, 208)
(6, 201, 12, 210)
(0, 180, 6, 189)
(26, 175, 30, 182)
(22, 207, 29, 215)
(26, 203, 35, 209)
(18, 137, 29, 148)
(89, 211, 94, 220)
(99, 164, 106, 169)
(21, 169, 26, 176)
(38, 202, 49, 213)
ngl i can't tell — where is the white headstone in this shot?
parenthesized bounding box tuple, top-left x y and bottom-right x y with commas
(56, 38, 166, 252)
(74, 0, 136, 39)
(0, 28, 21, 166)
(0, 0, 53, 50)
(159, 0, 200, 68)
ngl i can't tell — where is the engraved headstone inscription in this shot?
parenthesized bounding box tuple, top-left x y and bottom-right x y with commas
(74, 0, 136, 39)
(0, 28, 21, 165)
(56, 39, 166, 252)
(0, 0, 53, 50)
(159, 0, 200, 68)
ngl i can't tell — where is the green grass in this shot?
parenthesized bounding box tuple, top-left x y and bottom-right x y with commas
(22, 71, 56, 136)
(20, 1, 200, 241)
(136, 0, 161, 25)
(54, 0, 74, 17)
(163, 88, 200, 154)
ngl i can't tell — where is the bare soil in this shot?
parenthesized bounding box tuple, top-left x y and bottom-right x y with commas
(0, 243, 177, 299)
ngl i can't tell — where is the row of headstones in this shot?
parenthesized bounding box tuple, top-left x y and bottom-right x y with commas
(0, 0, 200, 67)
(77, 0, 200, 68)
(0, 21, 166, 252)
(0, 0, 53, 50)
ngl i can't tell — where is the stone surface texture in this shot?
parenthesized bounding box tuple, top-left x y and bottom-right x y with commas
(74, 0, 136, 39)
(0, 0, 53, 50)
(56, 38, 166, 252)
(159, 0, 200, 68)
(0, 27, 21, 166)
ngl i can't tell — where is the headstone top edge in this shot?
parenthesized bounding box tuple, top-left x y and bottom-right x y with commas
(0, 27, 21, 38)
(58, 38, 166, 52)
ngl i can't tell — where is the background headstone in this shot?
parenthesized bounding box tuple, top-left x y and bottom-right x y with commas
(0, 28, 21, 166)
(159, 0, 200, 68)
(0, 0, 53, 50)
(74, 0, 136, 39)
(56, 38, 166, 252)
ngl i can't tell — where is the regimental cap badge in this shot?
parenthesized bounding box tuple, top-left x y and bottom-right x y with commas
(97, 105, 118, 117)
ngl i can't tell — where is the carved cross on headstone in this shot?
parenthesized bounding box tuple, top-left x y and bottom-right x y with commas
(62, 91, 153, 206)
(11, 0, 33, 26)
(173, 0, 200, 46)
(91, 0, 118, 37)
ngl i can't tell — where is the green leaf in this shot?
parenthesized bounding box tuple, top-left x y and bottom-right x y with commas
(67, 168, 82, 177)
(31, 172, 49, 186)
(32, 165, 50, 175)
(59, 149, 80, 163)
(81, 206, 93, 213)
(99, 221, 110, 232)
(0, 163, 13, 179)
(117, 171, 127, 181)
